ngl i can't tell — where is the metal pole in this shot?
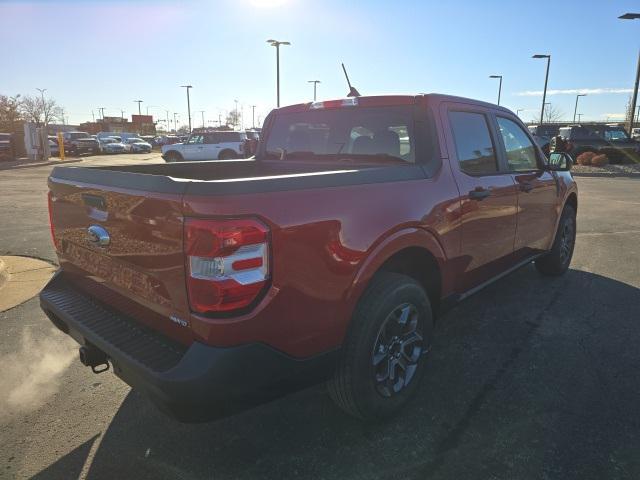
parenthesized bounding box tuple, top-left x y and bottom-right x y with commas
(276, 44, 280, 108)
(186, 88, 192, 132)
(628, 50, 640, 134)
(251, 105, 256, 128)
(165, 110, 169, 133)
(573, 96, 580, 123)
(540, 57, 550, 125)
(200, 111, 205, 128)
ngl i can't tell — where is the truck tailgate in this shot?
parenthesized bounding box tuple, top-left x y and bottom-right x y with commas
(48, 175, 193, 345)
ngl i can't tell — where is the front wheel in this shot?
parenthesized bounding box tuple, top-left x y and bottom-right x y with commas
(535, 204, 576, 276)
(328, 272, 433, 421)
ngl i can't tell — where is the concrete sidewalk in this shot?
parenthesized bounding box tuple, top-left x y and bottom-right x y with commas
(0, 158, 82, 171)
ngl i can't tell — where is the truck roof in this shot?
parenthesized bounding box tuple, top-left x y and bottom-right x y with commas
(275, 93, 513, 115)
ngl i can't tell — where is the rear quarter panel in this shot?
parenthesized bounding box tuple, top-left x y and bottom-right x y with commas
(183, 164, 463, 358)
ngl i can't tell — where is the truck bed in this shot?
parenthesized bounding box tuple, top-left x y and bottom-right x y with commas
(50, 159, 426, 196)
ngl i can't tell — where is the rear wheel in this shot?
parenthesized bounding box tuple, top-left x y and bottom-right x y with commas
(164, 151, 182, 163)
(535, 204, 576, 276)
(328, 272, 433, 421)
(219, 149, 236, 160)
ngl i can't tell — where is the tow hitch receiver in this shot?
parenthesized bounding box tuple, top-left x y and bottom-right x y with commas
(79, 345, 110, 374)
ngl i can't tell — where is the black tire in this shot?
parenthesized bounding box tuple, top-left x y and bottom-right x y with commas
(164, 151, 182, 163)
(219, 149, 236, 160)
(535, 204, 576, 276)
(328, 272, 433, 421)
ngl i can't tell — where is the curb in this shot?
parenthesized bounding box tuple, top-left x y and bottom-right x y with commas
(0, 258, 8, 291)
(0, 158, 83, 171)
(572, 172, 640, 179)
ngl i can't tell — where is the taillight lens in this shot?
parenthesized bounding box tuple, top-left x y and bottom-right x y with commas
(47, 191, 59, 251)
(185, 218, 269, 314)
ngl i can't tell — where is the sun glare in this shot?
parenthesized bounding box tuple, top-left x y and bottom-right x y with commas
(250, 0, 288, 7)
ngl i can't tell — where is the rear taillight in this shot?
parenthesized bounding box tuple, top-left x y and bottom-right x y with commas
(47, 191, 59, 251)
(184, 218, 269, 314)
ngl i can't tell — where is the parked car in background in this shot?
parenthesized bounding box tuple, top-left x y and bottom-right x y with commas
(558, 124, 640, 163)
(532, 134, 550, 157)
(99, 137, 126, 154)
(161, 129, 246, 162)
(62, 131, 100, 156)
(528, 124, 561, 138)
(245, 129, 260, 157)
(123, 137, 152, 153)
(43, 94, 577, 422)
(140, 135, 156, 146)
(0, 133, 14, 160)
(48, 137, 60, 157)
(631, 127, 640, 141)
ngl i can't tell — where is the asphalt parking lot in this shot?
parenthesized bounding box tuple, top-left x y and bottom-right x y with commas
(1, 157, 639, 480)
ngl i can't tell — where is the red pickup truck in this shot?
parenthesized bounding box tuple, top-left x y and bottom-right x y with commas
(41, 94, 577, 422)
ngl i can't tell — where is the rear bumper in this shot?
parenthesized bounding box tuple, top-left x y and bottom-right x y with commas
(40, 272, 337, 422)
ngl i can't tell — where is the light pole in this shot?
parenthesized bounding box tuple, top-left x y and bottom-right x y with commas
(577, 113, 582, 123)
(180, 85, 193, 132)
(165, 110, 170, 134)
(134, 100, 143, 115)
(573, 94, 586, 123)
(308, 80, 321, 101)
(234, 99, 239, 128)
(489, 75, 502, 105)
(98, 107, 105, 120)
(532, 54, 551, 124)
(251, 105, 256, 129)
(36, 88, 48, 160)
(173, 112, 179, 133)
(36, 88, 47, 125)
(619, 13, 640, 133)
(267, 39, 291, 108)
(199, 110, 205, 128)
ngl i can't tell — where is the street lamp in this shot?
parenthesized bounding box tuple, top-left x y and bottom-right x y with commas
(180, 85, 193, 133)
(619, 13, 640, 133)
(98, 107, 106, 120)
(489, 75, 502, 105)
(133, 100, 143, 115)
(173, 112, 179, 133)
(573, 94, 586, 123)
(532, 54, 551, 124)
(251, 105, 256, 129)
(308, 80, 321, 101)
(199, 110, 205, 128)
(267, 39, 291, 108)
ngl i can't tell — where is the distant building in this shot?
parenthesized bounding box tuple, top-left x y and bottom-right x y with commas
(79, 115, 156, 135)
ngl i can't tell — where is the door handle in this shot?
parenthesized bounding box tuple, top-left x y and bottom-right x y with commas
(468, 188, 491, 201)
(519, 181, 534, 193)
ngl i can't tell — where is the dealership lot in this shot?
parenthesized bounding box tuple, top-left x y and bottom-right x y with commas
(1, 157, 639, 479)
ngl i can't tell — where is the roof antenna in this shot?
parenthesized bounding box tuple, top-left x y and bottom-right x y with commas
(341, 63, 361, 97)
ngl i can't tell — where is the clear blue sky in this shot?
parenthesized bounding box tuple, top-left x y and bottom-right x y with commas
(1, 0, 638, 127)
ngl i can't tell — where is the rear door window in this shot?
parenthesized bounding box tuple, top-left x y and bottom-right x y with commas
(448, 111, 498, 175)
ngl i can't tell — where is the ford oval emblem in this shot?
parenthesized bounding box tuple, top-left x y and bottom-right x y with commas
(87, 225, 110, 247)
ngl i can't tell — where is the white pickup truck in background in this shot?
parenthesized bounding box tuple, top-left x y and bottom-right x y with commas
(161, 129, 246, 162)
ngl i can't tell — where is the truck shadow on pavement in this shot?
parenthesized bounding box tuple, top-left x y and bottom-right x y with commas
(33, 266, 640, 480)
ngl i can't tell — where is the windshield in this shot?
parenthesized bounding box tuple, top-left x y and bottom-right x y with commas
(102, 138, 116, 144)
(604, 129, 629, 141)
(262, 106, 416, 164)
(128, 138, 144, 143)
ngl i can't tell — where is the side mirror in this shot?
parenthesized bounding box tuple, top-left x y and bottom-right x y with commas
(545, 152, 573, 171)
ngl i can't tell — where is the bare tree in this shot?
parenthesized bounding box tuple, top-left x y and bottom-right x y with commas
(0, 94, 22, 131)
(225, 110, 240, 128)
(19, 94, 64, 126)
(543, 104, 564, 123)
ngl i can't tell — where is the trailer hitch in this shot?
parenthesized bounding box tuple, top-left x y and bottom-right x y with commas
(79, 345, 110, 374)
